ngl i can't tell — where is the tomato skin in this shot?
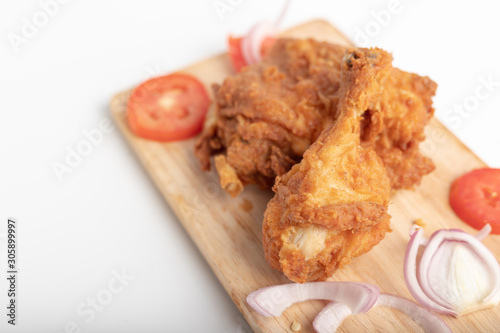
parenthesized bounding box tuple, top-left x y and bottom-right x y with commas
(227, 36, 276, 73)
(449, 168, 500, 233)
(228, 36, 246, 73)
(260, 37, 276, 57)
(127, 73, 210, 142)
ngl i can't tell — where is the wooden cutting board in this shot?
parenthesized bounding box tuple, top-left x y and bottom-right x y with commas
(110, 20, 500, 332)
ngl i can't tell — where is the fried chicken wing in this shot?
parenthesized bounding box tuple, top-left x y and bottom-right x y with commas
(262, 48, 393, 283)
(361, 69, 437, 189)
(195, 38, 437, 196)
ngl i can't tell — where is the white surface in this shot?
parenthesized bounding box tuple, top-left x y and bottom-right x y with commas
(1, 1, 499, 332)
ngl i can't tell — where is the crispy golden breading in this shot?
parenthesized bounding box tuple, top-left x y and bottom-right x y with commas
(262, 48, 394, 283)
(195, 39, 347, 196)
(195, 38, 437, 196)
(361, 69, 437, 189)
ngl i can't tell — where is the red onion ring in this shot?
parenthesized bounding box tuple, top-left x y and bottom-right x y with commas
(405, 224, 500, 316)
(376, 293, 452, 333)
(246, 282, 379, 317)
(404, 227, 456, 315)
(313, 293, 452, 333)
(247, 283, 452, 332)
(240, 0, 291, 65)
(241, 20, 276, 65)
(312, 301, 352, 333)
(475, 223, 492, 241)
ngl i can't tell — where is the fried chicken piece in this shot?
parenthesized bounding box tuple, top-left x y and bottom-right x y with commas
(360, 69, 437, 189)
(195, 39, 347, 196)
(263, 48, 393, 283)
(195, 38, 437, 196)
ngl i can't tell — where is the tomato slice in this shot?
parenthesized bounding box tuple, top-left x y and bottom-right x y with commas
(227, 36, 276, 72)
(260, 37, 277, 57)
(228, 36, 247, 73)
(449, 168, 500, 233)
(127, 73, 210, 142)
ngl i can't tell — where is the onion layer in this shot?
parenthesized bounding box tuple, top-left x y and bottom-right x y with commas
(377, 293, 451, 333)
(313, 294, 452, 333)
(404, 224, 500, 316)
(246, 282, 379, 317)
(241, 21, 276, 65)
(247, 283, 452, 333)
(313, 302, 352, 333)
(240, 0, 290, 64)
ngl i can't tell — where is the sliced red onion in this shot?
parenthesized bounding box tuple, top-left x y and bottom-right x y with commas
(475, 223, 492, 241)
(409, 224, 428, 246)
(246, 282, 379, 317)
(404, 228, 455, 315)
(376, 293, 452, 333)
(405, 225, 500, 316)
(312, 302, 352, 333)
(274, 0, 291, 27)
(313, 294, 452, 333)
(241, 20, 276, 65)
(240, 0, 290, 65)
(410, 224, 491, 246)
(421, 228, 500, 314)
(248, 282, 453, 333)
(306, 293, 452, 333)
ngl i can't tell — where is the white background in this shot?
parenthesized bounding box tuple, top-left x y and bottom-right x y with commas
(1, 0, 500, 332)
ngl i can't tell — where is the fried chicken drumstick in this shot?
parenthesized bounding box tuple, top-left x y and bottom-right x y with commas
(262, 48, 393, 283)
(195, 38, 437, 197)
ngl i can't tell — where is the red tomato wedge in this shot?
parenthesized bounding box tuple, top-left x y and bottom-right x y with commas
(450, 168, 500, 233)
(227, 36, 276, 72)
(228, 36, 247, 73)
(127, 74, 210, 142)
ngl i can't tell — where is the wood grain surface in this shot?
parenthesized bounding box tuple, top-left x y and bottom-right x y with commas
(110, 20, 500, 332)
